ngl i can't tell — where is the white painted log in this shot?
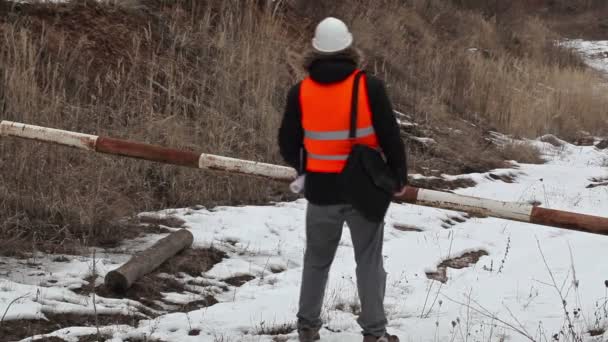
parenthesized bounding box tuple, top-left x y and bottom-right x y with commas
(198, 153, 296, 182)
(0, 121, 98, 151)
(3, 120, 608, 235)
(416, 188, 534, 221)
(0, 120, 297, 181)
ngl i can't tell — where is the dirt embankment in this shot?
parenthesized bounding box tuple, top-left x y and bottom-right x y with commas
(0, 0, 606, 255)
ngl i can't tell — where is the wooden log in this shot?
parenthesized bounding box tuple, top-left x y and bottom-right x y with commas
(395, 186, 608, 235)
(0, 121, 297, 182)
(104, 229, 194, 292)
(3, 121, 608, 236)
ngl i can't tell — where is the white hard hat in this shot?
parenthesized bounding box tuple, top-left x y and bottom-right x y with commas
(312, 17, 353, 54)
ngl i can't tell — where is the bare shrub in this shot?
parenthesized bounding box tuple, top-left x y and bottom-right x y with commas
(254, 320, 296, 335)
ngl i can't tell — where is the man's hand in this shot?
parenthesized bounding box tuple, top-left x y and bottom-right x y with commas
(394, 186, 408, 197)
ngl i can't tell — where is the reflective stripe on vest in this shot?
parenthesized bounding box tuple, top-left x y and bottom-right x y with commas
(304, 126, 375, 141)
(307, 152, 350, 161)
(300, 70, 380, 173)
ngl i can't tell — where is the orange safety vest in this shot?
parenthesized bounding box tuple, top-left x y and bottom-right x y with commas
(300, 70, 380, 173)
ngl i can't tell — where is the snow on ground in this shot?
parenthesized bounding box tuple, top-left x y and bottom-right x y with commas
(1, 138, 607, 342)
(563, 40, 608, 74)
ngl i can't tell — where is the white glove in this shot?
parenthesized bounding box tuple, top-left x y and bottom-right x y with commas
(290, 175, 306, 194)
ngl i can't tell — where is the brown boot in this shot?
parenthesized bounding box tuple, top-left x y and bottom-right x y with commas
(298, 327, 320, 342)
(362, 333, 400, 342)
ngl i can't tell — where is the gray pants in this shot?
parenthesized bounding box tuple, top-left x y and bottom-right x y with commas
(297, 203, 388, 336)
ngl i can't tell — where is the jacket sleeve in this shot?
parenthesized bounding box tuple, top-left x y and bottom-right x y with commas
(366, 76, 408, 188)
(278, 83, 305, 173)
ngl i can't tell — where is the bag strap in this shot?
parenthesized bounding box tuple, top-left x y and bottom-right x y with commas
(349, 71, 365, 139)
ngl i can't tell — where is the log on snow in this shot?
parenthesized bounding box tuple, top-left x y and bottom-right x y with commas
(396, 186, 608, 236)
(104, 229, 194, 292)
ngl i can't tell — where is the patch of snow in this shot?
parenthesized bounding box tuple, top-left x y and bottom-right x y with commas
(562, 39, 608, 74)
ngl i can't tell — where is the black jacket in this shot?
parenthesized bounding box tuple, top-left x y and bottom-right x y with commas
(278, 58, 407, 205)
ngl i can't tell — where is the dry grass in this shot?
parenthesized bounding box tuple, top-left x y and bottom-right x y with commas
(499, 142, 545, 164)
(0, 0, 294, 254)
(334, 0, 608, 139)
(254, 321, 296, 336)
(0, 0, 607, 253)
(451, 0, 608, 14)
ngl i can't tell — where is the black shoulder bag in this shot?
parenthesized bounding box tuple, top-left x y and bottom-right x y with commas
(340, 71, 399, 223)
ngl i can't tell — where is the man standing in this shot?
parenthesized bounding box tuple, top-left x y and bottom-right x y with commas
(279, 17, 407, 342)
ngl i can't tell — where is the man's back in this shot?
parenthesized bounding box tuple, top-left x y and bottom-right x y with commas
(279, 55, 407, 205)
